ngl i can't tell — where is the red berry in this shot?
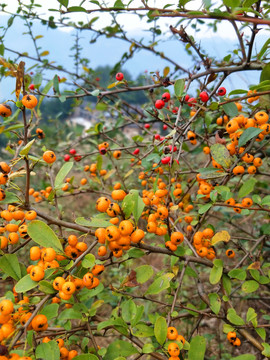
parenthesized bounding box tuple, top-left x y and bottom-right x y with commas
(184, 94, 190, 102)
(160, 136, 165, 141)
(173, 146, 177, 152)
(95, 77, 100, 81)
(162, 92, 170, 102)
(217, 87, 226, 96)
(187, 97, 197, 107)
(199, 91, 209, 102)
(133, 148, 140, 155)
(99, 148, 107, 155)
(161, 156, 171, 165)
(155, 99, 165, 110)
(29, 84, 35, 90)
(172, 107, 179, 114)
(154, 134, 160, 140)
(163, 124, 168, 130)
(64, 154, 70, 162)
(116, 72, 124, 81)
(30, 72, 34, 75)
(144, 124, 150, 129)
(69, 149, 76, 155)
(74, 155, 82, 162)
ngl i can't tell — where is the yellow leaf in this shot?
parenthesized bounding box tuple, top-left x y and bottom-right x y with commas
(15, 61, 25, 99)
(34, 35, 43, 40)
(104, 169, 116, 180)
(107, 82, 117, 89)
(40, 51, 49, 57)
(129, 42, 136, 53)
(247, 262, 260, 270)
(172, 266, 179, 276)
(82, 66, 89, 73)
(182, 193, 191, 209)
(170, 205, 178, 211)
(211, 231, 231, 246)
(163, 66, 170, 77)
(0, 126, 5, 134)
(124, 169, 133, 178)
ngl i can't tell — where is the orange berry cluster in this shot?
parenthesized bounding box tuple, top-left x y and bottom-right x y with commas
(29, 187, 52, 203)
(193, 228, 216, 259)
(167, 326, 185, 359)
(227, 331, 241, 346)
(0, 162, 11, 202)
(0, 208, 37, 249)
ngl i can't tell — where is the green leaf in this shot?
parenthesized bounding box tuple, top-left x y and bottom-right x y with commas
(28, 220, 63, 252)
(208, 293, 221, 315)
(54, 162, 73, 188)
(262, 343, 270, 357)
(260, 63, 270, 82)
(228, 89, 248, 96)
(154, 316, 167, 345)
(114, 0, 125, 8)
(0, 191, 20, 204)
(20, 139, 35, 156)
(122, 190, 144, 223)
(133, 323, 154, 337)
(58, 0, 69, 7)
(91, 89, 100, 96)
(0, 43, 4, 56)
(262, 195, 270, 206)
(39, 280, 56, 294)
(241, 280, 259, 293)
(142, 343, 155, 353)
(255, 328, 266, 341)
(15, 274, 38, 293)
(104, 340, 139, 360)
(198, 203, 212, 214)
(222, 102, 238, 117)
(58, 308, 82, 320)
(174, 79, 185, 98)
(209, 259, 223, 285)
(0, 254, 21, 281)
(67, 6, 87, 12)
(210, 143, 232, 169)
(145, 273, 174, 295)
(40, 303, 59, 320)
(238, 178, 256, 198)
(188, 335, 206, 360)
(130, 305, 144, 327)
(74, 355, 99, 360)
(228, 269, 246, 281)
(135, 265, 153, 284)
(121, 299, 137, 323)
(223, 0, 240, 7)
(81, 254, 95, 268)
(222, 275, 231, 295)
(227, 308, 245, 325)
(246, 307, 257, 323)
(231, 355, 256, 360)
(238, 127, 263, 147)
(75, 217, 111, 228)
(36, 341, 60, 360)
(257, 39, 270, 60)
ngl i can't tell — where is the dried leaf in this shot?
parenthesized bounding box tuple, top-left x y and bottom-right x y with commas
(122, 270, 139, 288)
(15, 61, 25, 99)
(247, 262, 260, 270)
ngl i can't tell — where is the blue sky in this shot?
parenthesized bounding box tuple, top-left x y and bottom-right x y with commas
(0, 7, 266, 101)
